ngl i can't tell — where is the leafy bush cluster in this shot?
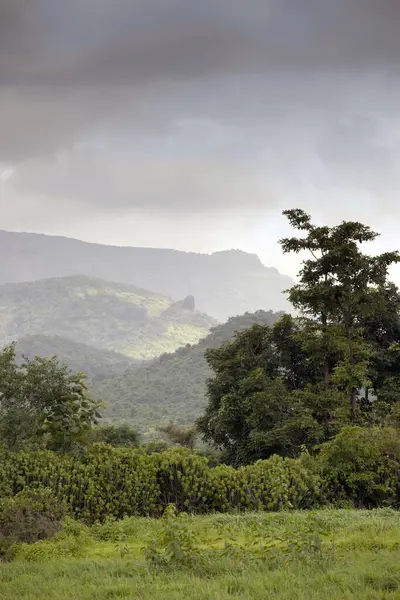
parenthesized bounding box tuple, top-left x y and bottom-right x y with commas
(1, 427, 400, 527)
(0, 445, 318, 523)
(0, 488, 66, 558)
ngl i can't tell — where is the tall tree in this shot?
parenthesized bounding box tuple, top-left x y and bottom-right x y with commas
(280, 209, 400, 416)
(196, 323, 341, 464)
(198, 210, 400, 464)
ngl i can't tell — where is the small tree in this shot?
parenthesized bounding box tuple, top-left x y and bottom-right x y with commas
(0, 344, 102, 452)
(157, 423, 197, 450)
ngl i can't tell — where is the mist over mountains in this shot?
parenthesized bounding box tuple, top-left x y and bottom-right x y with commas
(0, 228, 294, 429)
(0, 230, 293, 321)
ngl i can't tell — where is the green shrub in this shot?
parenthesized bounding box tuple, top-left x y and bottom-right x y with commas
(90, 516, 122, 542)
(13, 517, 92, 562)
(143, 504, 200, 572)
(88, 424, 139, 448)
(2, 429, 400, 524)
(208, 454, 322, 512)
(319, 426, 400, 508)
(0, 488, 66, 559)
(156, 449, 211, 512)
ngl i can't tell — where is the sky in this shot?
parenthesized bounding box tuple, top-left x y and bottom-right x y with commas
(1, 0, 400, 279)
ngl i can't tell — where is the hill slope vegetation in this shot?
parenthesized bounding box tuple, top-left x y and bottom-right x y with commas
(0, 275, 216, 359)
(15, 335, 137, 381)
(0, 230, 293, 320)
(95, 310, 284, 431)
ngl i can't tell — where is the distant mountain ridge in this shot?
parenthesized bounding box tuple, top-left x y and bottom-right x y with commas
(0, 230, 293, 320)
(0, 275, 216, 359)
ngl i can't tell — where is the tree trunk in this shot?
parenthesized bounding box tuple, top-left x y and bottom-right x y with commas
(345, 318, 358, 419)
(323, 361, 330, 390)
(350, 386, 358, 416)
(321, 311, 330, 390)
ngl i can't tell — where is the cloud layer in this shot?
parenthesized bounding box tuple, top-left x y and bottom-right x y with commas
(1, 0, 400, 240)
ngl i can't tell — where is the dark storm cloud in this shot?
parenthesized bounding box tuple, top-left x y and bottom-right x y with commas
(1, 0, 400, 218)
(1, 0, 400, 86)
(1, 0, 400, 158)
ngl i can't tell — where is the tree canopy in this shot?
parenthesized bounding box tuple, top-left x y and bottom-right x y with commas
(0, 343, 102, 452)
(198, 210, 400, 464)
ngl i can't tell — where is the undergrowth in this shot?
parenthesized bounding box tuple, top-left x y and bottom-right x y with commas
(2, 509, 400, 599)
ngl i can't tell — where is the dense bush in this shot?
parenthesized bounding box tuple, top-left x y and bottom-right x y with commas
(319, 426, 400, 508)
(1, 428, 400, 524)
(87, 424, 139, 448)
(0, 488, 66, 558)
(0, 445, 321, 522)
(208, 455, 322, 513)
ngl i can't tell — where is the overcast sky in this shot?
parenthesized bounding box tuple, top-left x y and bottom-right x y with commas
(1, 0, 400, 279)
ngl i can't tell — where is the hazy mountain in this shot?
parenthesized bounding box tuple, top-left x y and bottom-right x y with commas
(94, 310, 284, 432)
(15, 335, 137, 381)
(0, 231, 293, 321)
(0, 275, 216, 359)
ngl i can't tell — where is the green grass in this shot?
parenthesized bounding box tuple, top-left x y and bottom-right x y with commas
(2, 509, 400, 599)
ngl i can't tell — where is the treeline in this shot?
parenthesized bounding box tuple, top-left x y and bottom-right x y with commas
(1, 425, 400, 524)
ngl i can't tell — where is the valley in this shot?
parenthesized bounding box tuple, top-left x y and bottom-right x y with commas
(0, 231, 292, 431)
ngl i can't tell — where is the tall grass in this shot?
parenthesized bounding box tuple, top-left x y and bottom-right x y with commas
(1, 509, 400, 599)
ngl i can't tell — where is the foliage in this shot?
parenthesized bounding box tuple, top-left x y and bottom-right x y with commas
(139, 440, 171, 454)
(157, 423, 197, 449)
(0, 444, 323, 523)
(87, 424, 139, 448)
(198, 210, 400, 464)
(280, 208, 400, 416)
(0, 344, 102, 452)
(197, 321, 349, 464)
(0, 488, 66, 558)
(209, 454, 322, 513)
(319, 426, 400, 508)
(143, 504, 200, 571)
(2, 427, 399, 525)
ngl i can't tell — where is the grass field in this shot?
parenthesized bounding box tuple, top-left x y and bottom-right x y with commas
(1, 509, 400, 599)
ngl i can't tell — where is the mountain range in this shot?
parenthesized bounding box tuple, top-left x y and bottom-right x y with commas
(0, 230, 293, 321)
(1, 230, 293, 431)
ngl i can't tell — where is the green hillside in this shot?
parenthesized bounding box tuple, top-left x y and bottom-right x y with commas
(15, 335, 137, 381)
(95, 310, 284, 432)
(0, 276, 216, 359)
